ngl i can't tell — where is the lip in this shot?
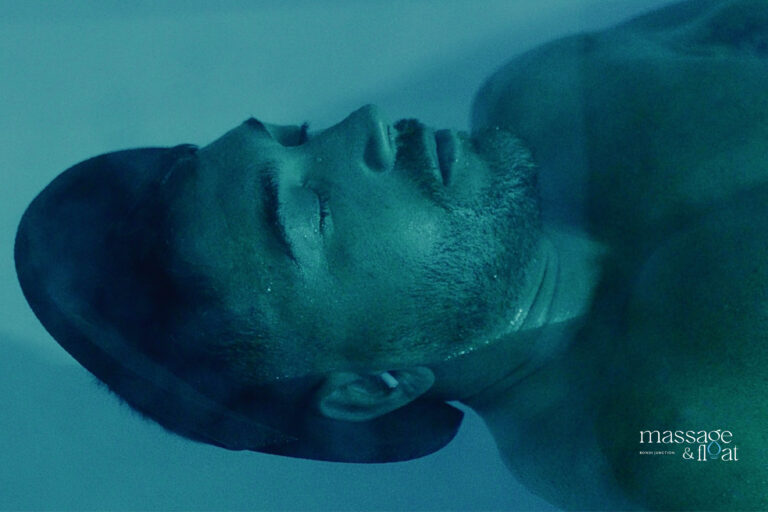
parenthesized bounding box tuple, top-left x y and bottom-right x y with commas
(419, 128, 451, 187)
(434, 129, 458, 186)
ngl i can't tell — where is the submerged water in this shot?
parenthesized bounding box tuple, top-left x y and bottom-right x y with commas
(1, 1, 683, 510)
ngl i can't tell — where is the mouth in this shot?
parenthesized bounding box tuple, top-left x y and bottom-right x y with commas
(394, 119, 458, 188)
(434, 129, 458, 186)
(418, 127, 456, 187)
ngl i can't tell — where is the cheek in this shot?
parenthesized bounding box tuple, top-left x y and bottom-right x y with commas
(324, 205, 447, 293)
(291, 239, 441, 352)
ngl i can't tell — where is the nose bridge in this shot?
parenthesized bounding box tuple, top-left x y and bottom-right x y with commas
(350, 103, 386, 131)
(325, 104, 395, 173)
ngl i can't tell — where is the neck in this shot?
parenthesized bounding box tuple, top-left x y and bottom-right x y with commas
(442, 228, 634, 510)
(428, 225, 606, 404)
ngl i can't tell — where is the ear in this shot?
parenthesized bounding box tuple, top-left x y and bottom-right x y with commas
(314, 367, 435, 422)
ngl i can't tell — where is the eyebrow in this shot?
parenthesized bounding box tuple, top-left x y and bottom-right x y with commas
(245, 117, 269, 135)
(257, 162, 296, 263)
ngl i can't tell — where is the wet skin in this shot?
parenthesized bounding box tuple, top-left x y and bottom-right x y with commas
(166, 105, 539, 382)
(162, 1, 768, 509)
(467, 1, 768, 510)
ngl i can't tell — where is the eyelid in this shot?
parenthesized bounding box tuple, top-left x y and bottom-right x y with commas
(301, 180, 332, 235)
(277, 121, 310, 147)
(298, 122, 310, 145)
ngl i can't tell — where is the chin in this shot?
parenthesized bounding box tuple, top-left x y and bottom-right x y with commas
(405, 128, 542, 361)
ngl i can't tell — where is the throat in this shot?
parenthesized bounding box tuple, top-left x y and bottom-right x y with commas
(509, 235, 560, 332)
(455, 230, 628, 509)
(430, 227, 605, 404)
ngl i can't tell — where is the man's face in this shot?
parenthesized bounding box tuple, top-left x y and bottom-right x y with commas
(167, 105, 539, 382)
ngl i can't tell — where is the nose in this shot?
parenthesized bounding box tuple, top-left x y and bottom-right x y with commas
(337, 104, 395, 172)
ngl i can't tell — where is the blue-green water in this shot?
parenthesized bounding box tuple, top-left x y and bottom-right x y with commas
(1, 2, 677, 509)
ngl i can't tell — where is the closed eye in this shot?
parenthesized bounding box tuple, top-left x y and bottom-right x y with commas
(270, 121, 310, 147)
(317, 190, 331, 234)
(297, 122, 310, 145)
(301, 181, 332, 235)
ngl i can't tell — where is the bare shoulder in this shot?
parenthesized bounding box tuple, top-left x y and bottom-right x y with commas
(596, 191, 768, 510)
(471, 0, 768, 247)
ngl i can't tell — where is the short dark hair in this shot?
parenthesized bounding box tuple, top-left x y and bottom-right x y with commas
(97, 150, 314, 435)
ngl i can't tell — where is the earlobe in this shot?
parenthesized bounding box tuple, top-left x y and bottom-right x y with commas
(315, 367, 435, 422)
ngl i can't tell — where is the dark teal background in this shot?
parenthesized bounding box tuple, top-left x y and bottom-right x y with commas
(1, 1, 674, 509)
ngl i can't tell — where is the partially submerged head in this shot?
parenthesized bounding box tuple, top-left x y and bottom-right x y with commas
(162, 105, 541, 390)
(16, 103, 542, 460)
